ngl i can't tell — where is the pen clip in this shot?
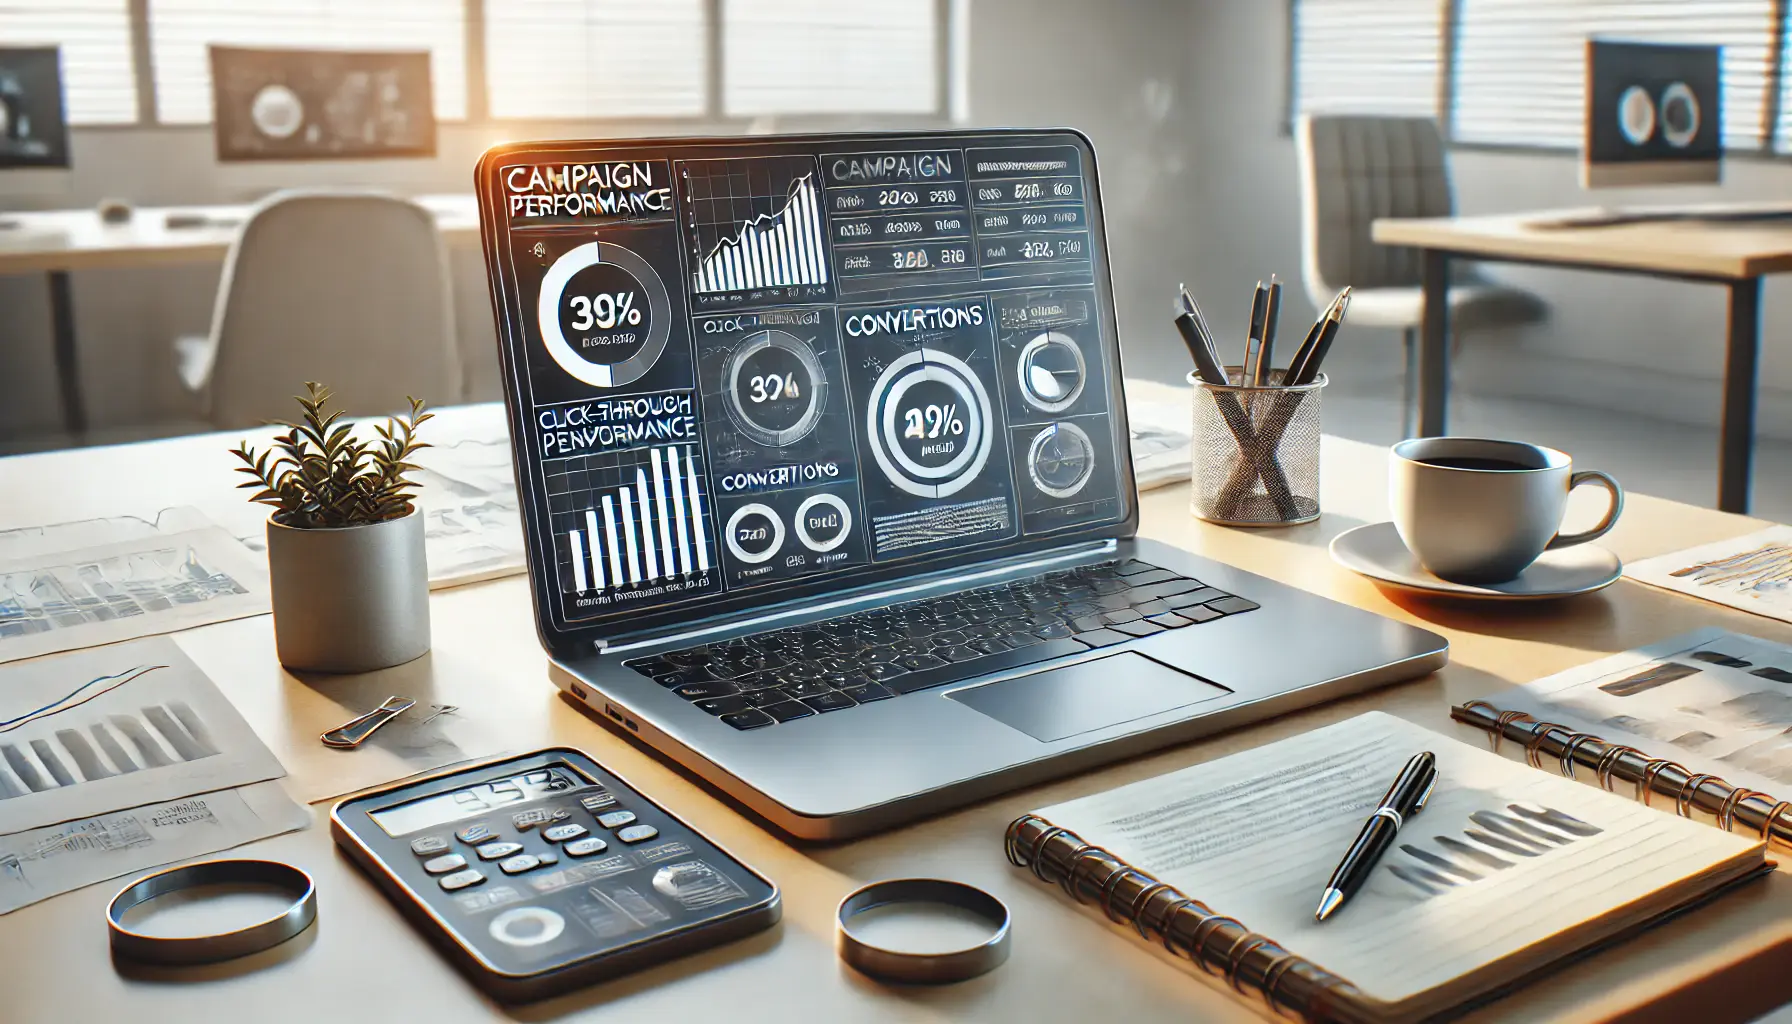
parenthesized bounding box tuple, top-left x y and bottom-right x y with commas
(1414, 768, 1438, 812)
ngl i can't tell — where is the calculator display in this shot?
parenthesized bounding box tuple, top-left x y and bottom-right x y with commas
(370, 765, 587, 837)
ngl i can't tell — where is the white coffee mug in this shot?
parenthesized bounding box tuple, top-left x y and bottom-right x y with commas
(1390, 437, 1623, 584)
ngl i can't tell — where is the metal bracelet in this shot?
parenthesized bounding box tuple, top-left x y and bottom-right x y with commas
(836, 878, 1010, 984)
(107, 859, 317, 965)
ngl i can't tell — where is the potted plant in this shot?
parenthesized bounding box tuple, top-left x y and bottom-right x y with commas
(232, 383, 434, 673)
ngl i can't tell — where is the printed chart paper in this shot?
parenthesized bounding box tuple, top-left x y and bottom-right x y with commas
(1626, 526, 1792, 624)
(0, 527, 269, 665)
(1476, 628, 1792, 797)
(0, 637, 286, 834)
(0, 780, 308, 914)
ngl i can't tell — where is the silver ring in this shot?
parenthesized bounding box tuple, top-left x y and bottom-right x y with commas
(107, 859, 317, 965)
(1372, 807, 1404, 829)
(836, 878, 1011, 984)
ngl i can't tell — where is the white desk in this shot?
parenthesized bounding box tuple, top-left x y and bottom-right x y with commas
(1, 419, 1789, 1022)
(0, 194, 481, 437)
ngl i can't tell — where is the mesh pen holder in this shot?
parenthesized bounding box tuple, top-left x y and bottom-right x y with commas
(1187, 368, 1324, 527)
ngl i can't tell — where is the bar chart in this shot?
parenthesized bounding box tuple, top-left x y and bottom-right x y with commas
(561, 445, 713, 596)
(681, 156, 832, 301)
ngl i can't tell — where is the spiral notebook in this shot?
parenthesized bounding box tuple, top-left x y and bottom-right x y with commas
(1007, 712, 1773, 1023)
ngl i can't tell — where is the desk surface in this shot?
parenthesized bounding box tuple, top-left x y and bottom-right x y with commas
(1373, 208, 1792, 279)
(1, 404, 1789, 1023)
(0, 194, 479, 275)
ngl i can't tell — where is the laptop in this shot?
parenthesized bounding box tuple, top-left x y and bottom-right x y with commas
(474, 129, 1447, 840)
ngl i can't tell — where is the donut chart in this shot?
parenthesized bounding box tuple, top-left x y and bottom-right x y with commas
(864, 348, 995, 499)
(722, 330, 828, 446)
(1027, 422, 1096, 499)
(536, 241, 672, 389)
(724, 503, 784, 564)
(1017, 331, 1086, 413)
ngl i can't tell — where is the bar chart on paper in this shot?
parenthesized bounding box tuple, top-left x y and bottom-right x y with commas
(553, 444, 716, 600)
(681, 156, 833, 306)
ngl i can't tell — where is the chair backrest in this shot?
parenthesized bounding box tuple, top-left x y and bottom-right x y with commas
(204, 190, 462, 429)
(1296, 114, 1453, 305)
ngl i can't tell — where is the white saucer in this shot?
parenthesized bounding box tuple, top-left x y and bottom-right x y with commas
(1329, 521, 1622, 601)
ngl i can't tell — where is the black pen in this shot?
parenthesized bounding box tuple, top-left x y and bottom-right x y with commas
(1175, 311, 1228, 386)
(1257, 275, 1282, 386)
(1315, 751, 1437, 922)
(1288, 287, 1351, 386)
(1177, 285, 1230, 384)
(1243, 282, 1268, 384)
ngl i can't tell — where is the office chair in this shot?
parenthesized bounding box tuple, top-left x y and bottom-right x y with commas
(1296, 114, 1544, 435)
(175, 190, 462, 429)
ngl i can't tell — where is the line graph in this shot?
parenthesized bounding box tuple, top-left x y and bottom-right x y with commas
(680, 156, 831, 298)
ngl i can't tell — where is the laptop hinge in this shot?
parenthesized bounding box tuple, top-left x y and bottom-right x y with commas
(593, 538, 1117, 656)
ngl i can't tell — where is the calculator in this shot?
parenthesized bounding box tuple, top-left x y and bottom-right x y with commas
(330, 748, 780, 1001)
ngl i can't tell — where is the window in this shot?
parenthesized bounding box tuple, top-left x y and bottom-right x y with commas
(484, 0, 706, 119)
(1289, 0, 1445, 119)
(1451, 0, 1778, 149)
(146, 0, 468, 124)
(1778, 14, 1792, 153)
(723, 0, 939, 117)
(0, 0, 136, 125)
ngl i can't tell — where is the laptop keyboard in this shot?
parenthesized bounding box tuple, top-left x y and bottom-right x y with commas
(622, 559, 1258, 732)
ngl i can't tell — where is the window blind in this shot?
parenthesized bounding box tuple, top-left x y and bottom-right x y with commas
(484, 0, 706, 119)
(0, 0, 136, 125)
(1452, 0, 1777, 149)
(722, 0, 938, 117)
(147, 0, 468, 124)
(1778, 13, 1792, 152)
(1290, 0, 1444, 119)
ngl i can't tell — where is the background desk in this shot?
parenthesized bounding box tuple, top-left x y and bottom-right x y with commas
(1372, 210, 1792, 515)
(0, 423, 1789, 1021)
(0, 195, 480, 437)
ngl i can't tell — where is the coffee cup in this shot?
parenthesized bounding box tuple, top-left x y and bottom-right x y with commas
(1389, 438, 1623, 584)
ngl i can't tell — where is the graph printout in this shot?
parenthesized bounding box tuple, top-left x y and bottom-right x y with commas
(1626, 526, 1792, 624)
(485, 132, 1128, 632)
(0, 526, 269, 665)
(0, 637, 286, 835)
(1476, 628, 1792, 797)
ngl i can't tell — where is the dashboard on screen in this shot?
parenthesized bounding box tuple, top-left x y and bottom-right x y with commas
(476, 130, 1134, 642)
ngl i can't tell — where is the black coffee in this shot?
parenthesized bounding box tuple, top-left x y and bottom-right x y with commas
(1418, 455, 1535, 472)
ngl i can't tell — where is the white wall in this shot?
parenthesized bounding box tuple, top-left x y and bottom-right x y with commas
(0, 0, 1200, 443)
(1181, 0, 1792, 438)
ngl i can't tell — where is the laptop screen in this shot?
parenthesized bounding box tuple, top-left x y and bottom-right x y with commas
(476, 130, 1135, 643)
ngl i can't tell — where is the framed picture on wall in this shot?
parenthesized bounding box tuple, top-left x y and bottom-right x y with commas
(209, 46, 436, 162)
(0, 47, 71, 169)
(1583, 39, 1721, 188)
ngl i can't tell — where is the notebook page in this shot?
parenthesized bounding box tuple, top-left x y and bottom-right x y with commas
(1032, 712, 1760, 1005)
(1479, 627, 1791, 797)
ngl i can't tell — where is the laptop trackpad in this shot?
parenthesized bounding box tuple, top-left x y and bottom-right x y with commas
(946, 653, 1231, 743)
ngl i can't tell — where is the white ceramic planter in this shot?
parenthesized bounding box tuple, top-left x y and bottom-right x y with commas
(266, 508, 430, 673)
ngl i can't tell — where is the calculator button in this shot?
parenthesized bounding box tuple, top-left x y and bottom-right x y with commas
(475, 842, 525, 861)
(579, 791, 618, 814)
(455, 823, 500, 846)
(596, 810, 637, 830)
(422, 854, 467, 875)
(542, 823, 589, 843)
(564, 837, 608, 857)
(439, 869, 485, 891)
(511, 808, 568, 831)
(498, 854, 542, 875)
(536, 851, 559, 867)
(410, 836, 451, 857)
(489, 907, 566, 948)
(615, 824, 659, 844)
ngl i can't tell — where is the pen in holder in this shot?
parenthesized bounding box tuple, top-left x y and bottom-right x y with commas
(1187, 368, 1324, 526)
